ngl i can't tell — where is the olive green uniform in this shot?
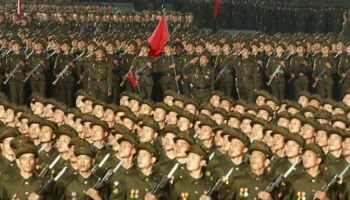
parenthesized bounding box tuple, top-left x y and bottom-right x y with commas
(27, 52, 48, 96)
(235, 56, 258, 103)
(88, 59, 113, 102)
(5, 53, 26, 104)
(106, 53, 122, 103)
(121, 52, 137, 93)
(216, 54, 235, 96)
(154, 54, 180, 93)
(133, 55, 154, 99)
(312, 55, 335, 98)
(179, 53, 197, 97)
(289, 55, 311, 99)
(266, 55, 287, 100)
(338, 53, 350, 98)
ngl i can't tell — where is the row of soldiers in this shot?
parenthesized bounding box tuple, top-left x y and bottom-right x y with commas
(1, 86, 350, 199)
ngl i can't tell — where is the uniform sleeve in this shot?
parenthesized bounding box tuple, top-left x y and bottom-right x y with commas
(107, 62, 113, 93)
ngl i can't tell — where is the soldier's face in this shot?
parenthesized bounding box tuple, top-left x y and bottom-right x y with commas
(53, 110, 65, 124)
(17, 153, 37, 173)
(228, 139, 246, 158)
(198, 125, 213, 140)
(92, 105, 104, 118)
(332, 121, 346, 129)
(137, 150, 154, 169)
(186, 44, 194, 52)
(43, 104, 54, 118)
(177, 117, 191, 131)
(272, 134, 285, 151)
(91, 125, 106, 142)
(343, 94, 350, 106)
(123, 118, 134, 130)
(12, 43, 21, 51)
(285, 140, 301, 158)
(342, 138, 350, 157)
(220, 100, 231, 112)
(300, 124, 315, 140)
(162, 133, 176, 151)
(29, 123, 40, 140)
(118, 141, 135, 158)
(346, 46, 350, 54)
(103, 109, 115, 122)
(129, 100, 140, 112)
(40, 126, 55, 143)
(139, 104, 152, 116)
(186, 153, 204, 172)
(257, 110, 269, 121)
(234, 105, 245, 114)
(227, 117, 240, 129)
(175, 140, 190, 158)
(328, 134, 342, 151)
(212, 114, 224, 125)
(139, 126, 156, 143)
(0, 137, 15, 156)
(289, 119, 301, 133)
(77, 155, 94, 173)
(5, 109, 15, 123)
(240, 119, 252, 135)
(166, 111, 177, 125)
(108, 134, 122, 152)
(34, 43, 43, 51)
(184, 104, 196, 115)
(210, 95, 220, 107)
(263, 132, 274, 148)
(302, 150, 320, 169)
(250, 151, 267, 171)
(154, 108, 166, 122)
(57, 135, 71, 153)
(62, 44, 70, 52)
(298, 96, 308, 107)
(214, 131, 223, 147)
(19, 119, 29, 134)
(163, 96, 173, 106)
(322, 47, 330, 55)
(315, 131, 328, 147)
(251, 124, 264, 141)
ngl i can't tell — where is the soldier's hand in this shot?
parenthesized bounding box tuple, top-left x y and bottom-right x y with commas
(56, 75, 61, 79)
(291, 74, 295, 78)
(175, 75, 181, 81)
(19, 60, 25, 66)
(123, 75, 128, 80)
(28, 192, 41, 200)
(113, 59, 118, 65)
(80, 75, 84, 80)
(342, 73, 347, 78)
(190, 58, 198, 64)
(257, 60, 263, 65)
(279, 60, 285, 67)
(39, 60, 45, 66)
(199, 194, 212, 200)
(85, 188, 103, 200)
(302, 60, 309, 66)
(183, 75, 189, 79)
(269, 75, 273, 80)
(315, 77, 320, 81)
(145, 193, 158, 200)
(325, 63, 331, 68)
(258, 191, 273, 200)
(169, 64, 176, 69)
(68, 62, 75, 68)
(314, 191, 329, 200)
(108, 90, 112, 96)
(146, 62, 152, 68)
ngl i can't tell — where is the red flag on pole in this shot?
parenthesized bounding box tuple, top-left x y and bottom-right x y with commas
(17, 0, 23, 17)
(127, 72, 137, 88)
(213, 0, 221, 18)
(148, 16, 169, 58)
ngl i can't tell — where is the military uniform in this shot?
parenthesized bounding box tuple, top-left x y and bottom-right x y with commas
(154, 53, 180, 93)
(88, 58, 113, 102)
(5, 52, 26, 104)
(266, 54, 287, 100)
(217, 54, 235, 96)
(27, 51, 48, 96)
(338, 52, 350, 98)
(106, 52, 122, 103)
(289, 54, 311, 99)
(133, 55, 154, 99)
(312, 54, 335, 98)
(120, 51, 137, 93)
(179, 51, 197, 97)
(235, 55, 258, 103)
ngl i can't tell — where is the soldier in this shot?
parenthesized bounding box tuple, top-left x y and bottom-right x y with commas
(312, 43, 335, 99)
(155, 41, 180, 94)
(182, 53, 213, 102)
(121, 41, 138, 94)
(88, 46, 112, 102)
(54, 40, 76, 107)
(105, 41, 122, 103)
(179, 41, 197, 97)
(0, 127, 20, 174)
(338, 43, 350, 98)
(5, 40, 26, 105)
(283, 144, 331, 200)
(235, 45, 258, 103)
(288, 44, 311, 99)
(216, 41, 235, 97)
(37, 120, 58, 167)
(26, 40, 48, 97)
(266, 44, 287, 100)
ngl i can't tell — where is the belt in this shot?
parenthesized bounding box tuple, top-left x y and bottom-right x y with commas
(237, 77, 252, 81)
(163, 73, 175, 77)
(91, 78, 107, 82)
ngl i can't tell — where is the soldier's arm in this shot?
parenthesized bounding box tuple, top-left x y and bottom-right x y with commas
(265, 58, 273, 77)
(312, 58, 319, 79)
(252, 59, 258, 90)
(107, 62, 113, 94)
(338, 56, 346, 76)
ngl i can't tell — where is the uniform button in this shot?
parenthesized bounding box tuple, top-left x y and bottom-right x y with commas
(25, 181, 29, 185)
(145, 178, 148, 181)
(25, 192, 29, 195)
(255, 187, 259, 191)
(311, 179, 315, 183)
(84, 181, 88, 184)
(83, 190, 86, 193)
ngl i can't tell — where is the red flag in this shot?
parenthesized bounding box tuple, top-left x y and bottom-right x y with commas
(148, 16, 169, 58)
(213, 0, 221, 18)
(127, 72, 137, 88)
(17, 0, 23, 17)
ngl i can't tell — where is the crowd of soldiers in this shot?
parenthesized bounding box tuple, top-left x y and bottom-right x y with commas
(0, 1, 350, 200)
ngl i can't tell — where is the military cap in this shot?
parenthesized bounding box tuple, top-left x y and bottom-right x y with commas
(251, 118, 268, 127)
(30, 92, 45, 103)
(16, 143, 38, 158)
(227, 129, 250, 146)
(163, 90, 177, 97)
(186, 144, 208, 161)
(303, 144, 324, 159)
(128, 40, 137, 47)
(200, 52, 211, 60)
(296, 91, 311, 100)
(271, 126, 290, 138)
(35, 39, 45, 45)
(128, 93, 142, 102)
(285, 101, 301, 111)
(322, 43, 332, 49)
(211, 90, 224, 97)
(82, 95, 96, 102)
(322, 98, 335, 106)
(257, 105, 274, 116)
(10, 135, 33, 150)
(286, 133, 306, 148)
(92, 99, 106, 107)
(141, 41, 151, 49)
(315, 110, 331, 120)
(212, 107, 228, 118)
(138, 143, 158, 160)
(315, 124, 332, 133)
(331, 114, 348, 125)
(14, 105, 30, 114)
(0, 127, 20, 142)
(302, 118, 319, 128)
(196, 42, 206, 48)
(120, 91, 131, 98)
(141, 99, 154, 108)
(184, 98, 199, 109)
(153, 102, 169, 112)
(301, 106, 318, 115)
(173, 94, 187, 102)
(309, 94, 323, 103)
(213, 124, 230, 133)
(333, 102, 349, 112)
(28, 116, 42, 125)
(115, 105, 132, 114)
(186, 40, 195, 46)
(256, 90, 270, 99)
(69, 137, 86, 148)
(117, 134, 138, 146)
(164, 41, 173, 47)
(328, 127, 346, 139)
(105, 104, 119, 113)
(40, 120, 58, 132)
(265, 95, 280, 105)
(290, 113, 305, 122)
(53, 102, 67, 112)
(174, 132, 195, 145)
(248, 141, 272, 159)
(263, 123, 275, 133)
(245, 104, 258, 113)
(140, 118, 160, 133)
(111, 124, 130, 136)
(199, 103, 214, 113)
(74, 142, 95, 158)
(277, 111, 291, 119)
(177, 110, 195, 121)
(75, 90, 88, 97)
(90, 118, 109, 131)
(120, 112, 138, 122)
(241, 113, 256, 121)
(65, 108, 81, 117)
(233, 99, 247, 107)
(228, 111, 242, 120)
(56, 124, 77, 138)
(220, 95, 234, 105)
(162, 124, 180, 136)
(198, 115, 217, 128)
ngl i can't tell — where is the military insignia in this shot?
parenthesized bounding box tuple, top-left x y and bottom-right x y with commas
(239, 188, 244, 197)
(205, 171, 211, 177)
(170, 176, 175, 184)
(130, 189, 135, 198)
(135, 189, 139, 198)
(301, 192, 306, 200)
(180, 192, 189, 200)
(113, 188, 119, 194)
(243, 188, 249, 197)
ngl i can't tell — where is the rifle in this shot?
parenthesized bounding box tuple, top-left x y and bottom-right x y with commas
(150, 163, 179, 195)
(267, 65, 281, 86)
(83, 160, 123, 200)
(46, 51, 57, 59)
(3, 64, 20, 84)
(23, 64, 41, 82)
(73, 52, 86, 62)
(25, 49, 35, 59)
(77, 68, 90, 84)
(52, 64, 69, 85)
(38, 155, 61, 177)
(36, 166, 67, 196)
(91, 153, 110, 175)
(1, 49, 12, 59)
(313, 165, 350, 200)
(120, 57, 138, 87)
(215, 65, 228, 83)
(339, 68, 350, 83)
(312, 68, 326, 88)
(207, 167, 234, 197)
